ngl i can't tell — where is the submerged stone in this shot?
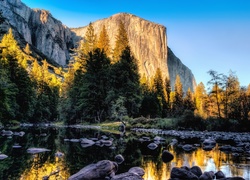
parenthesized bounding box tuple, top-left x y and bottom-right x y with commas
(0, 154, 8, 160)
(27, 148, 51, 154)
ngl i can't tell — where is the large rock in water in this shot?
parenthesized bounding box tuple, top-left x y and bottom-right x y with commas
(68, 160, 118, 180)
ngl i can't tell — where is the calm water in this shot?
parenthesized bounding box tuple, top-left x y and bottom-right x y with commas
(0, 126, 249, 179)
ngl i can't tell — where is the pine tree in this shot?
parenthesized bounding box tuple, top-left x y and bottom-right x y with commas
(70, 48, 111, 123)
(83, 22, 97, 54)
(173, 75, 184, 116)
(73, 22, 97, 73)
(6, 55, 35, 121)
(152, 68, 167, 117)
(0, 56, 17, 122)
(222, 72, 240, 119)
(113, 20, 129, 62)
(207, 70, 224, 119)
(97, 25, 110, 56)
(165, 77, 171, 103)
(184, 88, 195, 111)
(110, 47, 141, 117)
(24, 43, 31, 55)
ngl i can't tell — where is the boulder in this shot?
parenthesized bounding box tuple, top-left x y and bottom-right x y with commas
(111, 172, 143, 180)
(115, 154, 124, 164)
(170, 167, 198, 180)
(190, 166, 202, 177)
(161, 150, 174, 163)
(147, 142, 158, 150)
(128, 167, 145, 177)
(80, 138, 95, 148)
(199, 171, 214, 180)
(27, 148, 51, 154)
(215, 170, 225, 179)
(182, 144, 195, 152)
(1, 130, 13, 136)
(68, 160, 118, 180)
(0, 154, 8, 160)
(202, 139, 216, 151)
(100, 139, 113, 147)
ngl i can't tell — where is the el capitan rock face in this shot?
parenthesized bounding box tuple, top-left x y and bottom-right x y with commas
(0, 0, 196, 91)
(71, 13, 196, 91)
(71, 13, 169, 83)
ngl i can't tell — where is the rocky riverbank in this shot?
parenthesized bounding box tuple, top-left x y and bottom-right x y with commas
(68, 159, 245, 180)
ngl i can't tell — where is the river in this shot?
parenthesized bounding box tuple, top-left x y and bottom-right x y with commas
(0, 126, 249, 179)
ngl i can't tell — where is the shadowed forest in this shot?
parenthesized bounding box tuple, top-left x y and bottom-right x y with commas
(0, 13, 250, 131)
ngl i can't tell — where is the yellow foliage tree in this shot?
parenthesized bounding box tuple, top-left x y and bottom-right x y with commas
(97, 25, 110, 56)
(0, 28, 27, 68)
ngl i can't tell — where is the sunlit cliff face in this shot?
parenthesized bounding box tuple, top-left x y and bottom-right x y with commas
(20, 154, 70, 180)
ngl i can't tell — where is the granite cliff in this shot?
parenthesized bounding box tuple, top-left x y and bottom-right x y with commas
(71, 13, 196, 91)
(0, 0, 196, 91)
(0, 0, 74, 65)
(71, 13, 169, 81)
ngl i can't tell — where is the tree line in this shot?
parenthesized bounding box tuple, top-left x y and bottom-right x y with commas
(0, 19, 249, 126)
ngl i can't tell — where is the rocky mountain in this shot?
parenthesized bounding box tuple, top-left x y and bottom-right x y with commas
(0, 0, 74, 65)
(0, 0, 196, 91)
(71, 13, 169, 81)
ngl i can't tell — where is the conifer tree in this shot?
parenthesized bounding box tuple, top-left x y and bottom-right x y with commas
(74, 22, 97, 72)
(0, 56, 17, 122)
(173, 75, 184, 116)
(67, 48, 111, 123)
(110, 47, 141, 117)
(83, 22, 97, 54)
(207, 70, 224, 118)
(165, 77, 171, 103)
(97, 25, 110, 56)
(24, 43, 31, 55)
(0, 28, 27, 67)
(113, 20, 129, 62)
(0, 29, 35, 122)
(223, 71, 240, 119)
(183, 88, 195, 111)
(6, 55, 35, 121)
(152, 68, 167, 117)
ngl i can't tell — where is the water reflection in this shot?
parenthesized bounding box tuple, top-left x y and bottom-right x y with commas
(142, 144, 250, 179)
(21, 155, 69, 180)
(0, 127, 249, 179)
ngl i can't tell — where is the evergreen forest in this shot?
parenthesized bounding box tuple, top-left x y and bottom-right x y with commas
(1, 18, 250, 131)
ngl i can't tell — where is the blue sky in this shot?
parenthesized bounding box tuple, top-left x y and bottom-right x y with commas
(22, 0, 250, 88)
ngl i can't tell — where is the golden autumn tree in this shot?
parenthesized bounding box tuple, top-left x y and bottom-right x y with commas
(24, 43, 31, 55)
(97, 25, 110, 56)
(74, 22, 97, 72)
(194, 82, 208, 118)
(113, 20, 129, 62)
(0, 28, 27, 67)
